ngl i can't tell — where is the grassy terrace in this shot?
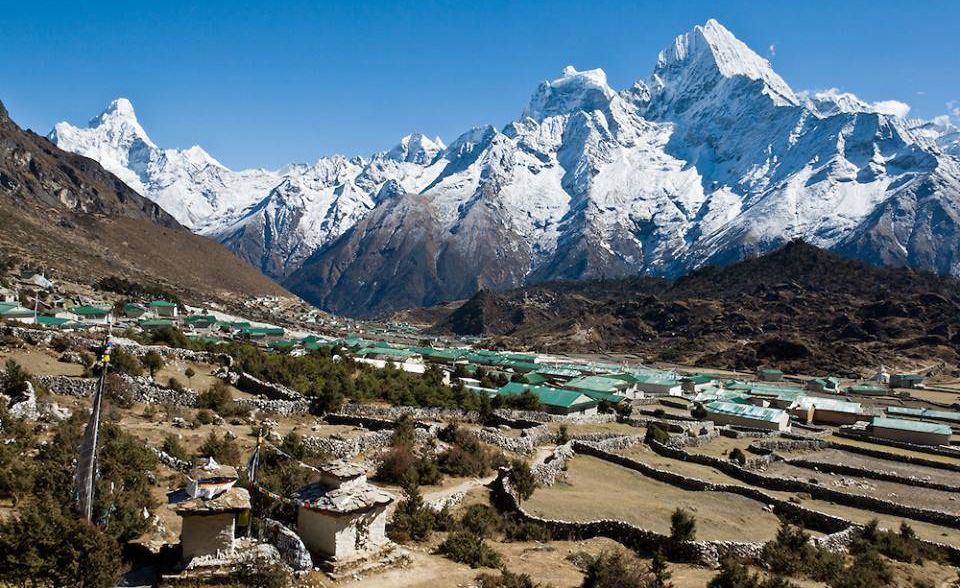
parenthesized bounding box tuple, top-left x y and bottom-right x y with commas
(525, 455, 783, 542)
(614, 444, 960, 548)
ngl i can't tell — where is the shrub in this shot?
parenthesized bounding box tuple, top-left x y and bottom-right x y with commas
(690, 403, 707, 419)
(499, 390, 542, 412)
(760, 521, 843, 582)
(0, 359, 29, 396)
(50, 336, 72, 353)
(0, 500, 122, 588)
(669, 508, 696, 542)
(582, 548, 656, 588)
(438, 531, 503, 569)
(476, 570, 540, 588)
(437, 428, 504, 478)
(196, 380, 233, 413)
(233, 552, 293, 588)
(387, 482, 436, 543)
(197, 431, 241, 465)
(184, 366, 196, 386)
(506, 459, 536, 503)
(830, 546, 892, 588)
(729, 448, 747, 465)
(142, 350, 164, 378)
(195, 409, 214, 426)
(850, 519, 943, 564)
(645, 424, 670, 445)
(557, 423, 570, 444)
(459, 504, 503, 538)
(502, 515, 551, 543)
(108, 347, 142, 377)
(168, 377, 185, 392)
(162, 434, 189, 461)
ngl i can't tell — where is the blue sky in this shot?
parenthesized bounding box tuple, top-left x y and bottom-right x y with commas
(3, 1, 958, 169)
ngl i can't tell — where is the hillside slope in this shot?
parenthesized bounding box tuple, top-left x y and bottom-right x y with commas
(433, 241, 960, 376)
(0, 100, 290, 304)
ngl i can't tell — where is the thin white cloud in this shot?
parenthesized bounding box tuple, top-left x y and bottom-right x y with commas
(948, 101, 960, 118)
(871, 100, 911, 118)
(768, 44, 776, 57)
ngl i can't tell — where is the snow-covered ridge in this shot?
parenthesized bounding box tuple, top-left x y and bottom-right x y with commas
(49, 19, 960, 312)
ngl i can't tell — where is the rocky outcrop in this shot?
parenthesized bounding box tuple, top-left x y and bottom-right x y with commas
(262, 519, 313, 571)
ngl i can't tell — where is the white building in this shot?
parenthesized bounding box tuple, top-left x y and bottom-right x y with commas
(294, 462, 395, 567)
(704, 400, 791, 432)
(171, 459, 250, 562)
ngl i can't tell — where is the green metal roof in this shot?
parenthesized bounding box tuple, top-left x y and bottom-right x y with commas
(122, 303, 147, 313)
(184, 314, 217, 323)
(149, 300, 178, 307)
(726, 381, 806, 402)
(71, 305, 111, 316)
(523, 372, 548, 385)
(705, 400, 788, 423)
(139, 319, 175, 328)
(564, 375, 629, 393)
(796, 396, 862, 414)
(498, 382, 597, 409)
(886, 407, 960, 424)
(268, 339, 300, 349)
(0, 305, 34, 318)
(36, 315, 68, 326)
(241, 326, 285, 336)
(872, 417, 951, 435)
(354, 347, 417, 359)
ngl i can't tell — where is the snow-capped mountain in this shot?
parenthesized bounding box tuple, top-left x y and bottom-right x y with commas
(50, 19, 960, 317)
(49, 101, 446, 276)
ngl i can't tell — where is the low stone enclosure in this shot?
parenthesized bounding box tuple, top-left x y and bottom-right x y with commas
(497, 439, 960, 567)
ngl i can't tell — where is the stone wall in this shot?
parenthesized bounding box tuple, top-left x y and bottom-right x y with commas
(647, 440, 960, 530)
(229, 371, 303, 402)
(783, 457, 960, 493)
(834, 429, 960, 460)
(234, 398, 311, 417)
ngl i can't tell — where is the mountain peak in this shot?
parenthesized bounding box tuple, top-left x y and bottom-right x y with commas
(650, 19, 797, 107)
(387, 133, 445, 164)
(523, 66, 616, 121)
(93, 97, 140, 125)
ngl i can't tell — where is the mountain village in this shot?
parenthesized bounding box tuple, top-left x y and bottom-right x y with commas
(2, 10, 960, 588)
(2, 260, 960, 587)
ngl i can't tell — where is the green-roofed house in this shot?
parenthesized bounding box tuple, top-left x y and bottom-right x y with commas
(240, 325, 286, 345)
(267, 339, 300, 351)
(792, 396, 864, 425)
(564, 375, 636, 400)
(870, 416, 950, 446)
(0, 302, 36, 324)
(725, 381, 806, 409)
(618, 372, 683, 397)
(498, 382, 598, 417)
(889, 373, 924, 389)
(805, 377, 841, 394)
(353, 347, 426, 375)
(70, 304, 113, 325)
(149, 299, 179, 318)
(522, 372, 548, 386)
(757, 368, 785, 382)
(184, 314, 218, 330)
(844, 382, 889, 396)
(680, 373, 720, 394)
(140, 318, 176, 331)
(704, 400, 791, 432)
(122, 303, 149, 319)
